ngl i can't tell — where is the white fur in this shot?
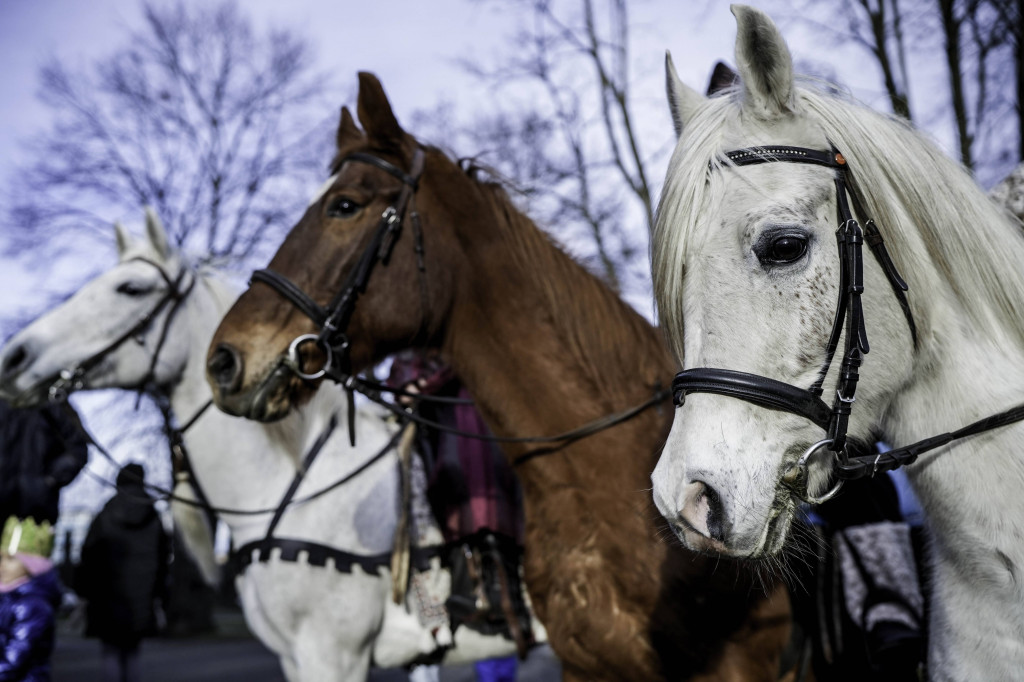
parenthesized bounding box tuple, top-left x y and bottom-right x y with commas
(0, 215, 524, 680)
(650, 6, 1024, 679)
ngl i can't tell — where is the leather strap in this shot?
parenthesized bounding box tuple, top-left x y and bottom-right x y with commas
(251, 148, 427, 389)
(47, 258, 194, 402)
(343, 152, 420, 188)
(233, 536, 442, 575)
(672, 368, 832, 430)
(678, 145, 914, 483)
(250, 269, 328, 325)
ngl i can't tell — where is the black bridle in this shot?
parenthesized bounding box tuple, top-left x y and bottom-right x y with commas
(251, 149, 427, 384)
(46, 257, 195, 403)
(250, 149, 427, 444)
(671, 144, 1024, 502)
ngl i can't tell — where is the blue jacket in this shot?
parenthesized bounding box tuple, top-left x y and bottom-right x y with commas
(0, 569, 61, 681)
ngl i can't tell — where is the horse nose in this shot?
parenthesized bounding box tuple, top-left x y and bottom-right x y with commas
(207, 343, 243, 394)
(0, 341, 33, 383)
(680, 480, 727, 543)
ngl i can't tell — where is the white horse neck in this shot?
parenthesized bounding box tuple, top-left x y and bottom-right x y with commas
(167, 271, 399, 548)
(801, 93, 1024, 676)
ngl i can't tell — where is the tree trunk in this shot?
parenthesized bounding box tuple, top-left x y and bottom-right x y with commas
(1017, 0, 1024, 161)
(938, 0, 974, 170)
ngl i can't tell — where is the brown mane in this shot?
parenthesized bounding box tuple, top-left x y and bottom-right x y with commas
(469, 174, 668, 395)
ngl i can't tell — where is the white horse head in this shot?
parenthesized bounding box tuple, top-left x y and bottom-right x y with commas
(652, 5, 1024, 555)
(0, 208, 206, 403)
(653, 6, 1024, 676)
(0, 208, 230, 584)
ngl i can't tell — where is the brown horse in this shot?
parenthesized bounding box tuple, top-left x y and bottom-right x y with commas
(206, 73, 791, 681)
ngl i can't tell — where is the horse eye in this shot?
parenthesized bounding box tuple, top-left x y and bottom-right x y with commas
(327, 197, 362, 219)
(116, 282, 153, 296)
(764, 235, 808, 264)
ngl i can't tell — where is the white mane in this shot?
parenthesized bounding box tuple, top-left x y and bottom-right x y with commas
(652, 80, 1024, 361)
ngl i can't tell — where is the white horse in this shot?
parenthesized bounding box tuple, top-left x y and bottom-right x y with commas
(0, 210, 520, 680)
(650, 5, 1024, 680)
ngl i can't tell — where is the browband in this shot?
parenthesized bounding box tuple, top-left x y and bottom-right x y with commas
(721, 145, 846, 169)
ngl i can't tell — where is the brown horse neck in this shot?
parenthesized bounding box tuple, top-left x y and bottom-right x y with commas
(437, 194, 674, 471)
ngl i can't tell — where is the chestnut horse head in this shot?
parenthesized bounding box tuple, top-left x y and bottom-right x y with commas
(208, 73, 471, 420)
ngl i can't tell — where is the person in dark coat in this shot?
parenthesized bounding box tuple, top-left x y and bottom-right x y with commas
(0, 399, 89, 525)
(76, 464, 169, 682)
(0, 516, 61, 682)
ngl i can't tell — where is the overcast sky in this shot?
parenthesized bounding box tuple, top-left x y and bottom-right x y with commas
(0, 0, 907, 312)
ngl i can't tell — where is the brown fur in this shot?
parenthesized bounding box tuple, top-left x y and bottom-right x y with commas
(209, 73, 791, 681)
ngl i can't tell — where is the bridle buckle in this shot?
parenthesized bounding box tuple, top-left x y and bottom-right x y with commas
(48, 367, 83, 403)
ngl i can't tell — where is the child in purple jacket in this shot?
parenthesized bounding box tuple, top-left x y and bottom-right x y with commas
(0, 517, 60, 682)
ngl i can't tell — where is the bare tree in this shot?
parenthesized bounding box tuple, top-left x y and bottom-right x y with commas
(1, 1, 336, 517)
(437, 0, 668, 294)
(5, 1, 333, 267)
(783, 0, 1021, 183)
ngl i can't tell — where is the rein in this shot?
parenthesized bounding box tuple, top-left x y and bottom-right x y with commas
(356, 381, 672, 466)
(75, 405, 438, 576)
(77, 404, 401, 517)
(671, 144, 1024, 500)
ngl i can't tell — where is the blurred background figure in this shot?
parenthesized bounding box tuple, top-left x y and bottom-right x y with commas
(0, 516, 60, 682)
(76, 464, 169, 682)
(0, 399, 89, 527)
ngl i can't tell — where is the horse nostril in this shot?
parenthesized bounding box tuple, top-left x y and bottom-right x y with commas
(702, 484, 726, 542)
(207, 344, 243, 393)
(680, 480, 729, 543)
(0, 343, 30, 380)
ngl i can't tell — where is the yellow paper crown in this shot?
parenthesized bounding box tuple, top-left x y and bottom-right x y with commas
(1, 517, 55, 558)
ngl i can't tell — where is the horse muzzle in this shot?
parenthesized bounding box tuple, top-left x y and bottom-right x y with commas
(207, 344, 298, 422)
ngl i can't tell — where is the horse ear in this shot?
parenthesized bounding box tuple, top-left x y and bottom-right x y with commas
(706, 61, 738, 96)
(144, 206, 172, 260)
(666, 51, 705, 138)
(336, 106, 363, 148)
(114, 221, 133, 257)
(356, 72, 406, 148)
(732, 5, 794, 118)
